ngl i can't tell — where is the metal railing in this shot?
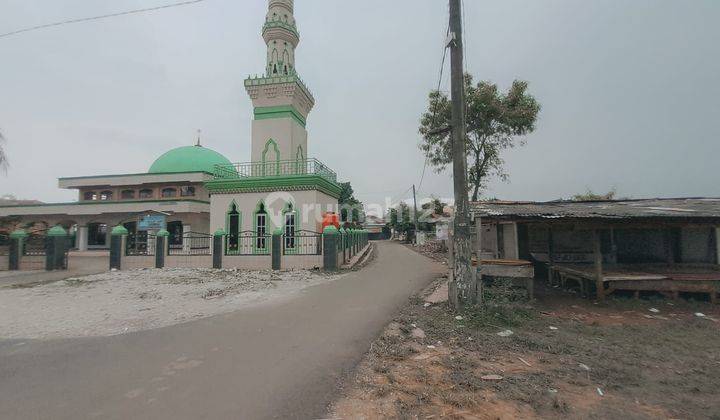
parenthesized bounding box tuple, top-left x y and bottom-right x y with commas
(283, 231, 322, 256)
(262, 19, 299, 38)
(126, 234, 156, 257)
(23, 232, 47, 256)
(168, 232, 212, 256)
(225, 231, 271, 256)
(213, 158, 337, 184)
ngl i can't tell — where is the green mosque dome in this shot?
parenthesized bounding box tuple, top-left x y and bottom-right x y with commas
(148, 145, 233, 174)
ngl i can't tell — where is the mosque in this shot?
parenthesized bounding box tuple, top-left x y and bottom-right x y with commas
(0, 0, 341, 252)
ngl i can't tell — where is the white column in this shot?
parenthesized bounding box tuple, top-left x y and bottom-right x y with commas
(105, 226, 112, 250)
(183, 224, 192, 254)
(77, 226, 88, 252)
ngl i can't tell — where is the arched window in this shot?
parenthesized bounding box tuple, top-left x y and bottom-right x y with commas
(255, 202, 268, 250)
(284, 203, 296, 249)
(99, 191, 113, 201)
(180, 186, 196, 197)
(161, 188, 177, 198)
(121, 190, 135, 200)
(262, 139, 280, 176)
(139, 189, 154, 199)
(84, 191, 97, 201)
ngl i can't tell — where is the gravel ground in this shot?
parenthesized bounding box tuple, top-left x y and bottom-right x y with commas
(0, 268, 341, 340)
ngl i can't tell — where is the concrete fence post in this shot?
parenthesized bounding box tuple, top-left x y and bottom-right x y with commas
(323, 226, 339, 271)
(213, 229, 225, 269)
(46, 225, 68, 271)
(353, 229, 359, 255)
(339, 228, 347, 264)
(9, 229, 26, 271)
(272, 228, 283, 271)
(156, 229, 169, 269)
(351, 229, 355, 255)
(110, 225, 128, 271)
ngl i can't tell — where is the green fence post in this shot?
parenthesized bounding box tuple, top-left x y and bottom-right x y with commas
(272, 228, 283, 270)
(156, 229, 169, 269)
(339, 228, 347, 264)
(47, 225, 68, 270)
(110, 225, 128, 270)
(323, 226, 339, 271)
(213, 229, 225, 269)
(353, 229, 358, 255)
(9, 229, 26, 271)
(345, 229, 351, 257)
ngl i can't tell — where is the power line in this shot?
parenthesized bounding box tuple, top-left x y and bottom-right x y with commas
(417, 8, 452, 196)
(0, 0, 207, 39)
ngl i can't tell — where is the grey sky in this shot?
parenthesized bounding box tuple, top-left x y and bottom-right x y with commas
(1, 0, 718, 207)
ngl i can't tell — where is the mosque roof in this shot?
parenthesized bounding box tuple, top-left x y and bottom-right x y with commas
(148, 145, 232, 174)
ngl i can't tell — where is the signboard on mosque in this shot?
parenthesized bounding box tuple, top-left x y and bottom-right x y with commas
(138, 215, 166, 231)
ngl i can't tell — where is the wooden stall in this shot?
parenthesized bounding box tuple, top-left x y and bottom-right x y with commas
(471, 198, 720, 302)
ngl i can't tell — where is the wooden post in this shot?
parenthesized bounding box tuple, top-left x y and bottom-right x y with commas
(475, 216, 483, 256)
(664, 228, 675, 264)
(512, 222, 520, 260)
(547, 226, 554, 285)
(496, 224, 504, 259)
(593, 229, 605, 301)
(715, 227, 720, 266)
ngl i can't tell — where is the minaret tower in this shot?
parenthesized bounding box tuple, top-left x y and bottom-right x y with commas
(245, 0, 315, 165)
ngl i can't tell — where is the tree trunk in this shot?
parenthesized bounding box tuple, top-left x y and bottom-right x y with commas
(471, 149, 481, 201)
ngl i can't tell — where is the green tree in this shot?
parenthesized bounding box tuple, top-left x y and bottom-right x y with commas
(419, 75, 540, 201)
(389, 207, 398, 228)
(389, 202, 413, 234)
(421, 197, 445, 215)
(338, 182, 363, 224)
(572, 189, 617, 201)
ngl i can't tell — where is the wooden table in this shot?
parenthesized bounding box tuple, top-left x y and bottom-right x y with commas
(475, 259, 535, 299)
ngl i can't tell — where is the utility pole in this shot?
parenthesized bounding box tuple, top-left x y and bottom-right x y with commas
(448, 0, 476, 308)
(412, 184, 419, 245)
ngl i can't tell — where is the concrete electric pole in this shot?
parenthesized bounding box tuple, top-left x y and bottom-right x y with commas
(448, 0, 476, 308)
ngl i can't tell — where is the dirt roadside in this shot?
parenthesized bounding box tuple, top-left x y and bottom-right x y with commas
(330, 247, 720, 419)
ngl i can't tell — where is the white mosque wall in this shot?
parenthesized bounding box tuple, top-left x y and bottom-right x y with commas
(251, 118, 308, 163)
(210, 190, 338, 234)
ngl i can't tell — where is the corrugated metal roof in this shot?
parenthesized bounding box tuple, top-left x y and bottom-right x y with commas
(470, 198, 720, 220)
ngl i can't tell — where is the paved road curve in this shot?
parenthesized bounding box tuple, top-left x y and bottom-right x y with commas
(0, 241, 444, 419)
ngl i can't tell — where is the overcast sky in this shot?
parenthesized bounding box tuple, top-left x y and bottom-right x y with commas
(1, 0, 718, 206)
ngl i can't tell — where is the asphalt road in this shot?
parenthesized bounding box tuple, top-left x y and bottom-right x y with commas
(0, 241, 444, 420)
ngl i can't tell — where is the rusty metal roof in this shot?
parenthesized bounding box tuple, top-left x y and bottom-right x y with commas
(470, 198, 720, 220)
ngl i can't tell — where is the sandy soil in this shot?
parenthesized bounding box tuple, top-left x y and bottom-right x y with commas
(0, 268, 341, 340)
(331, 277, 720, 420)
